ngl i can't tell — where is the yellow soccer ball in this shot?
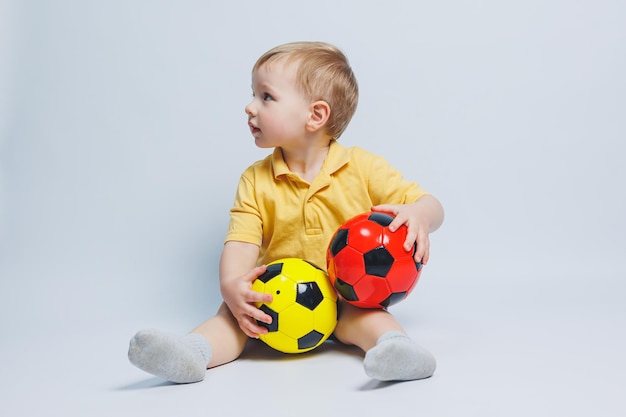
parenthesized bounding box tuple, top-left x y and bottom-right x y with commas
(252, 258, 338, 353)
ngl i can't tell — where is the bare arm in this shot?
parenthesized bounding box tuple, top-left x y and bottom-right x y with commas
(372, 194, 445, 264)
(219, 241, 273, 338)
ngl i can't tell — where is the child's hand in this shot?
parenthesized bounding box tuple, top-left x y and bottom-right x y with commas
(372, 196, 444, 265)
(221, 265, 274, 339)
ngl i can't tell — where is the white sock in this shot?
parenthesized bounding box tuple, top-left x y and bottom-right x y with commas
(128, 329, 211, 383)
(363, 331, 436, 381)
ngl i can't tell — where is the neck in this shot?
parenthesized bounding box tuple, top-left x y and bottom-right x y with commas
(280, 141, 332, 183)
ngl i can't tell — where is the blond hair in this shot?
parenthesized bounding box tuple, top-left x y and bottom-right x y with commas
(253, 41, 359, 139)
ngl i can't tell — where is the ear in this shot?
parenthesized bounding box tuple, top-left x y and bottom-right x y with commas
(306, 100, 331, 133)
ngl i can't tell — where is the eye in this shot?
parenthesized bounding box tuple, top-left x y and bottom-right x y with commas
(263, 93, 273, 101)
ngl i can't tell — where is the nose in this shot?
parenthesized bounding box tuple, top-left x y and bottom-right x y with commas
(245, 100, 256, 116)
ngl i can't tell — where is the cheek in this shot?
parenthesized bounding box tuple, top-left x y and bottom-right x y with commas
(263, 105, 306, 134)
(266, 111, 294, 130)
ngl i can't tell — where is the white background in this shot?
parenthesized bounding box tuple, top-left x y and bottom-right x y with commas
(1, 1, 625, 416)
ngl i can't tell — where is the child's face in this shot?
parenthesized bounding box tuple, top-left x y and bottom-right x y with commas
(245, 61, 311, 149)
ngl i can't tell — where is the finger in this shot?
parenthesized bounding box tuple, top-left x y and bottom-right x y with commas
(414, 234, 430, 264)
(247, 289, 273, 304)
(371, 204, 396, 214)
(242, 312, 272, 337)
(236, 310, 268, 339)
(243, 264, 267, 283)
(240, 318, 266, 339)
(421, 247, 430, 265)
(244, 301, 274, 325)
(403, 227, 418, 252)
(237, 301, 272, 324)
(388, 215, 408, 233)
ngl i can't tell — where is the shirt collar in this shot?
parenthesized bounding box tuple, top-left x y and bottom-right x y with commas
(271, 140, 350, 180)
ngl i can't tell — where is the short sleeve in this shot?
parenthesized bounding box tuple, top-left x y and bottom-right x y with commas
(224, 171, 263, 246)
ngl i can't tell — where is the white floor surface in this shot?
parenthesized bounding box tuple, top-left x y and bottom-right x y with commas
(2, 258, 624, 417)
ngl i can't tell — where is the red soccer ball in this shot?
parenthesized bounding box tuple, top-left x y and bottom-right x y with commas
(326, 212, 423, 309)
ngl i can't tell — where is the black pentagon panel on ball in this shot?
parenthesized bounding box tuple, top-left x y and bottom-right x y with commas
(380, 291, 407, 308)
(364, 247, 394, 277)
(298, 330, 324, 350)
(257, 263, 284, 283)
(257, 304, 279, 332)
(368, 212, 394, 227)
(296, 282, 324, 310)
(334, 278, 359, 301)
(329, 229, 349, 257)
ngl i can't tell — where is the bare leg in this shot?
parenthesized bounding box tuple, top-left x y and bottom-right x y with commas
(191, 302, 248, 368)
(333, 301, 405, 351)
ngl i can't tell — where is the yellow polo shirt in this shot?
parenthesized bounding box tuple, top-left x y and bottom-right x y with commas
(225, 140, 429, 269)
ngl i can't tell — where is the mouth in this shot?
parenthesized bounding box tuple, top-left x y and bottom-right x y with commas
(248, 121, 261, 135)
